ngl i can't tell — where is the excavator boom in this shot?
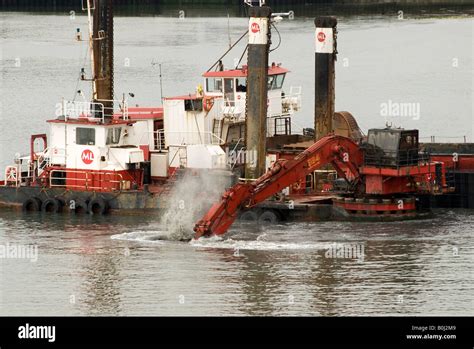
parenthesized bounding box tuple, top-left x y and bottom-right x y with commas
(193, 135, 363, 239)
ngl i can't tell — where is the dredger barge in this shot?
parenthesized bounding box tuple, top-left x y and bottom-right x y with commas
(1, 1, 473, 227)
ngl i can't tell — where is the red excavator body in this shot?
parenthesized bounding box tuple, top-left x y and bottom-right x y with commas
(193, 130, 450, 239)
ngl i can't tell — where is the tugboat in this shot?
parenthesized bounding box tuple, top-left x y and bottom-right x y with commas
(0, 1, 304, 215)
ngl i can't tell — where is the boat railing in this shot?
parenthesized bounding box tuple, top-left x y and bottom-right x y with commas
(420, 135, 470, 143)
(96, 98, 129, 120)
(269, 86, 302, 118)
(139, 130, 225, 151)
(45, 147, 67, 166)
(221, 97, 244, 121)
(32, 147, 67, 174)
(33, 148, 51, 177)
(62, 100, 105, 123)
(218, 86, 302, 122)
(60, 99, 129, 123)
(49, 169, 125, 192)
(164, 131, 225, 147)
(266, 114, 306, 137)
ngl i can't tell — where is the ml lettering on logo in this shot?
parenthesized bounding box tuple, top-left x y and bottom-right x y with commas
(251, 22, 260, 33)
(81, 149, 95, 165)
(317, 31, 326, 42)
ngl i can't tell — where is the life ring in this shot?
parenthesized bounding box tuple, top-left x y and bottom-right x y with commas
(203, 96, 214, 112)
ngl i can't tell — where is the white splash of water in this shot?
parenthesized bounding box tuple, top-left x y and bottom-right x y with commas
(160, 170, 232, 241)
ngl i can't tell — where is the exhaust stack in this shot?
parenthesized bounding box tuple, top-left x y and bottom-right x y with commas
(93, 0, 114, 122)
(314, 16, 337, 140)
(245, 6, 272, 179)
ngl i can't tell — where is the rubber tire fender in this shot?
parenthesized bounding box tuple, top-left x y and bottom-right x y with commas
(41, 198, 63, 213)
(22, 197, 42, 212)
(69, 198, 89, 214)
(258, 210, 280, 225)
(88, 197, 109, 215)
(239, 210, 259, 222)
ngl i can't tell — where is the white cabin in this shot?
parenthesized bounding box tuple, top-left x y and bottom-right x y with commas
(161, 64, 301, 170)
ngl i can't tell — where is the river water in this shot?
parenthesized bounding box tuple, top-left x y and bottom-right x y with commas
(0, 12, 473, 316)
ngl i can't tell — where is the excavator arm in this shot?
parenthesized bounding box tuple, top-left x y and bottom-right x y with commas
(193, 135, 363, 239)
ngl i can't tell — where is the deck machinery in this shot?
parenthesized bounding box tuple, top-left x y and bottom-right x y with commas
(194, 128, 451, 238)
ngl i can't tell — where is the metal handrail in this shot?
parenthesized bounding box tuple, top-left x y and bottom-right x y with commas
(46, 147, 67, 165)
(61, 99, 129, 122)
(62, 100, 105, 123)
(271, 87, 302, 117)
(420, 136, 469, 143)
(49, 169, 125, 191)
(96, 98, 129, 120)
(138, 130, 225, 151)
(166, 131, 225, 146)
(217, 86, 302, 120)
(363, 150, 431, 168)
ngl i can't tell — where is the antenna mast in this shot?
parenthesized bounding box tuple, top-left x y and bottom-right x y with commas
(84, 0, 97, 99)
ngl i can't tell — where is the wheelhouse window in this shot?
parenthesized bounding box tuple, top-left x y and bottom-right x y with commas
(268, 76, 275, 90)
(106, 127, 122, 145)
(224, 78, 234, 94)
(224, 78, 235, 103)
(268, 74, 286, 90)
(206, 78, 223, 93)
(76, 128, 96, 145)
(274, 74, 286, 89)
(236, 78, 247, 92)
(184, 99, 203, 111)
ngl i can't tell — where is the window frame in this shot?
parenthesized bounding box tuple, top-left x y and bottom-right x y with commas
(206, 78, 223, 93)
(76, 127, 96, 146)
(106, 127, 122, 145)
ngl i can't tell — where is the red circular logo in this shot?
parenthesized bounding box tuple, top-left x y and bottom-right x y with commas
(251, 22, 260, 33)
(317, 32, 326, 42)
(81, 149, 95, 165)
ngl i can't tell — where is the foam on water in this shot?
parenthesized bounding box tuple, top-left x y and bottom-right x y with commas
(190, 234, 328, 251)
(111, 231, 329, 251)
(111, 231, 169, 244)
